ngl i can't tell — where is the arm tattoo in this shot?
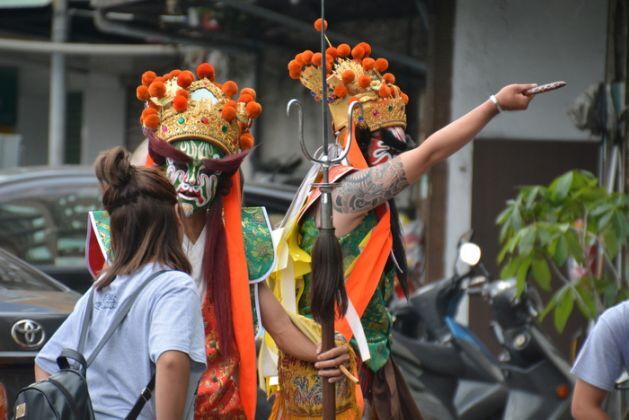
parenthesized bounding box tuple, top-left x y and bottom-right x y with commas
(332, 157, 409, 214)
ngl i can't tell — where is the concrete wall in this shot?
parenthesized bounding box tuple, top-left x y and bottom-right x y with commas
(0, 54, 126, 166)
(81, 69, 125, 164)
(444, 0, 608, 274)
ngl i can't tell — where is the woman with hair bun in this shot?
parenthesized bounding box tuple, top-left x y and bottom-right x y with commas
(35, 146, 206, 420)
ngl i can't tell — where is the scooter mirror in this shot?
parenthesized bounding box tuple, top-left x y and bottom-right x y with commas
(459, 242, 481, 266)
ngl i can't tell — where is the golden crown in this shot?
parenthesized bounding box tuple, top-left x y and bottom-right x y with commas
(288, 19, 408, 132)
(136, 63, 262, 155)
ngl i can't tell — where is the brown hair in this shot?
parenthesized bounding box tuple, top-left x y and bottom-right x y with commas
(94, 146, 191, 288)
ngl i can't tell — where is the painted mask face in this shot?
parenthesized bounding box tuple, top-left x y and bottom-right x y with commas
(165, 139, 224, 217)
(366, 126, 409, 166)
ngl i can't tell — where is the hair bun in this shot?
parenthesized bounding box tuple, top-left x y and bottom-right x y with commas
(95, 146, 135, 189)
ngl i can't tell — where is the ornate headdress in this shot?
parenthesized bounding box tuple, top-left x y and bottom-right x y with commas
(136, 63, 262, 154)
(288, 19, 408, 133)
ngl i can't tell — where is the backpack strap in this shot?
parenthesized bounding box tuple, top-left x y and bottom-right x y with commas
(57, 349, 89, 375)
(85, 269, 172, 366)
(125, 375, 156, 420)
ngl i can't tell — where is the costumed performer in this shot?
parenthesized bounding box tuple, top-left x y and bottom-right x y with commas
(133, 63, 350, 419)
(265, 18, 537, 419)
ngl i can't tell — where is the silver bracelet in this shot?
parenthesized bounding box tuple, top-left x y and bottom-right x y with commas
(489, 94, 503, 113)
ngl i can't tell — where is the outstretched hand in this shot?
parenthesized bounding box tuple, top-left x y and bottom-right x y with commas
(315, 343, 351, 383)
(495, 83, 537, 111)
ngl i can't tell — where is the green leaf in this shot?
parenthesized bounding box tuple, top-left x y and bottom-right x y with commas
(515, 256, 532, 297)
(575, 285, 597, 320)
(518, 226, 536, 255)
(602, 228, 619, 259)
(536, 225, 553, 246)
(511, 207, 524, 231)
(554, 287, 574, 332)
(525, 186, 540, 210)
(597, 210, 614, 230)
(500, 257, 520, 279)
(551, 172, 573, 201)
(553, 235, 569, 266)
(565, 230, 584, 262)
(540, 293, 559, 320)
(531, 258, 551, 291)
(613, 211, 627, 240)
(496, 206, 513, 226)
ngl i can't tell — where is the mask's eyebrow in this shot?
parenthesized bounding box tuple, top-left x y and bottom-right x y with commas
(148, 132, 192, 165)
(201, 149, 250, 176)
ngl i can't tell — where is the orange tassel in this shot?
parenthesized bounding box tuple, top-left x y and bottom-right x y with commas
(312, 52, 323, 66)
(176, 89, 189, 99)
(222, 105, 237, 122)
(246, 101, 262, 118)
(141, 71, 157, 87)
(334, 84, 348, 98)
(362, 57, 376, 71)
(136, 85, 149, 101)
(240, 87, 257, 100)
(375, 58, 389, 73)
(288, 60, 302, 73)
(196, 63, 215, 81)
(238, 93, 254, 103)
(143, 114, 160, 129)
(148, 80, 166, 98)
(314, 18, 327, 32)
(342, 70, 355, 84)
(337, 43, 351, 57)
(358, 75, 372, 89)
(177, 71, 194, 88)
(240, 132, 254, 149)
(378, 84, 391, 97)
(172, 95, 188, 112)
(222, 80, 239, 97)
(359, 42, 372, 57)
(351, 45, 366, 60)
(383, 73, 396, 84)
(326, 47, 338, 59)
(302, 50, 314, 64)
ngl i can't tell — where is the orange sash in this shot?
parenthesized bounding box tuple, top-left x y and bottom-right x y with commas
(223, 171, 256, 420)
(302, 125, 394, 341)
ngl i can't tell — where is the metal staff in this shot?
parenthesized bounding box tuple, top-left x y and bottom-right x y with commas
(286, 2, 364, 415)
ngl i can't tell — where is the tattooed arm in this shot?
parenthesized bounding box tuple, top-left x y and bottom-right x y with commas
(333, 157, 409, 214)
(331, 84, 535, 231)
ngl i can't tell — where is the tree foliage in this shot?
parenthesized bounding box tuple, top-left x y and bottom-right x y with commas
(497, 170, 629, 332)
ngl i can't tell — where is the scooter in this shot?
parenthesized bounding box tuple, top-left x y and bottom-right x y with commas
(390, 237, 574, 420)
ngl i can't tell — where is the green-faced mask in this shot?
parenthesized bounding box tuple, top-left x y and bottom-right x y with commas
(165, 139, 225, 217)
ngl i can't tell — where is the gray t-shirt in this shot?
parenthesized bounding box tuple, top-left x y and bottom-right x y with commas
(35, 262, 206, 419)
(571, 300, 629, 391)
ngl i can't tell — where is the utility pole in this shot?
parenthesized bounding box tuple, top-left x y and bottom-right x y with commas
(48, 0, 67, 166)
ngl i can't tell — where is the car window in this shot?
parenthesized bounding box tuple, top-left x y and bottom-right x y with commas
(0, 251, 64, 291)
(0, 188, 101, 268)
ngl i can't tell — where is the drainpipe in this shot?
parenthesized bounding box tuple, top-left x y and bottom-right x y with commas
(48, 0, 67, 166)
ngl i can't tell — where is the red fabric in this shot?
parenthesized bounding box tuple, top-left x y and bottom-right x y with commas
(223, 172, 256, 420)
(85, 221, 104, 280)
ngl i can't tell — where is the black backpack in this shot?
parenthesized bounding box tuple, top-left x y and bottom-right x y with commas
(13, 270, 171, 420)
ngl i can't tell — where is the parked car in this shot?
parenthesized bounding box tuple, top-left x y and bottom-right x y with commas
(0, 247, 79, 417)
(0, 165, 296, 293)
(0, 166, 101, 293)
